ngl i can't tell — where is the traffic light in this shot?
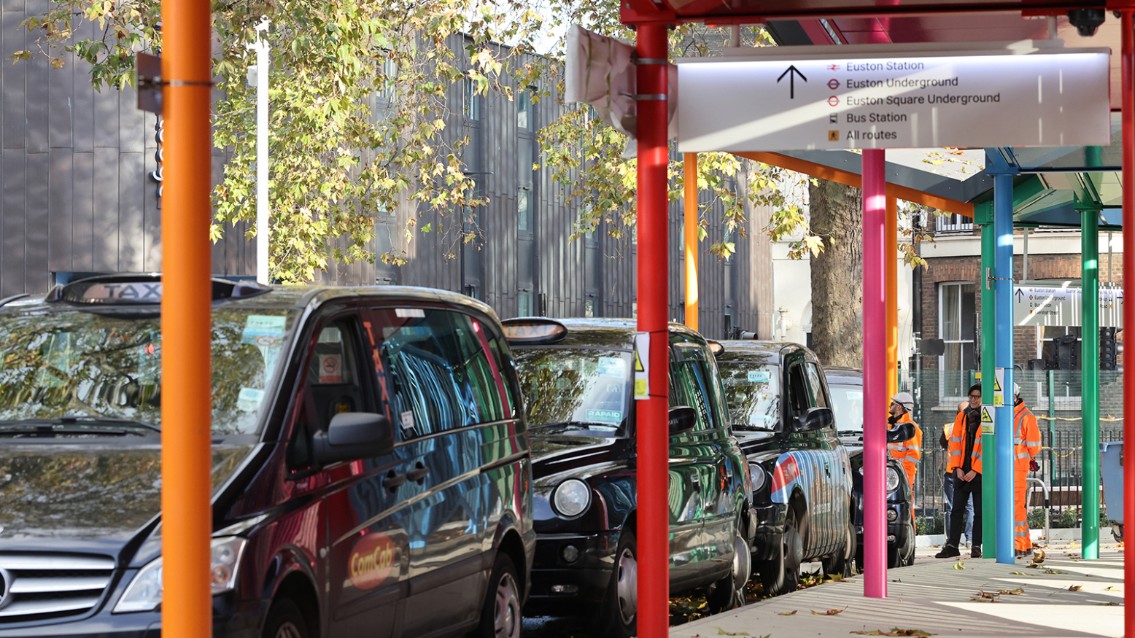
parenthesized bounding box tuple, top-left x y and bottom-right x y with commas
(1100, 327, 1118, 371)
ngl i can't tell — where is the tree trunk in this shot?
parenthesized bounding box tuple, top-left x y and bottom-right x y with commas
(809, 179, 863, 368)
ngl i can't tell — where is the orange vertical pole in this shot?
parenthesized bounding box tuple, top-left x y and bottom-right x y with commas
(1120, 8, 1134, 637)
(160, 0, 213, 635)
(885, 197, 898, 400)
(635, 22, 670, 638)
(684, 153, 699, 331)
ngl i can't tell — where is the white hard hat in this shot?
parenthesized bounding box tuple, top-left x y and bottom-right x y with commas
(1014, 382, 1021, 396)
(891, 391, 914, 410)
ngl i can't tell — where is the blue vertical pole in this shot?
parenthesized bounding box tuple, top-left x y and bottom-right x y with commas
(993, 172, 1015, 564)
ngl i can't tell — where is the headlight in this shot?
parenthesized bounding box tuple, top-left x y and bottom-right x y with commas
(885, 466, 901, 492)
(115, 536, 247, 613)
(749, 464, 766, 492)
(552, 479, 591, 518)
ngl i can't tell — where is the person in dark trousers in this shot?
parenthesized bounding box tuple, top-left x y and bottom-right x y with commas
(940, 401, 973, 545)
(935, 383, 984, 559)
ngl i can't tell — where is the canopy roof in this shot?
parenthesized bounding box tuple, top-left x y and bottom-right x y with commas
(624, 0, 1128, 227)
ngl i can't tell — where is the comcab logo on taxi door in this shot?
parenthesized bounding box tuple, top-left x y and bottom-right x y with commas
(347, 532, 399, 590)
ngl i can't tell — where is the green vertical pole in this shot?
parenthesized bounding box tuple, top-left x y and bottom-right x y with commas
(1081, 204, 1100, 559)
(977, 201, 997, 556)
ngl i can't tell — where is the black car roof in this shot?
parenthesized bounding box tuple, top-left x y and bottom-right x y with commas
(824, 366, 863, 386)
(715, 340, 816, 365)
(510, 318, 706, 349)
(3, 277, 500, 323)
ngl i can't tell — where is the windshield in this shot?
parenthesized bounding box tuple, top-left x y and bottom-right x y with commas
(512, 347, 631, 430)
(0, 307, 295, 435)
(828, 382, 864, 434)
(718, 361, 780, 430)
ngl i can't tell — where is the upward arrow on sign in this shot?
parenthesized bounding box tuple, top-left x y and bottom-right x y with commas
(1015, 289, 1024, 302)
(777, 65, 807, 99)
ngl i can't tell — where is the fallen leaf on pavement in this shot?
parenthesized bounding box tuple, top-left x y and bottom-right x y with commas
(998, 588, 1024, 595)
(776, 610, 798, 616)
(811, 607, 846, 616)
(1044, 569, 1066, 575)
(953, 561, 965, 570)
(851, 629, 934, 636)
(1009, 571, 1029, 576)
(1068, 585, 1083, 591)
(714, 628, 750, 636)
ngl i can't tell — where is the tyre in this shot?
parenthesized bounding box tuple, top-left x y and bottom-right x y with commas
(472, 552, 522, 638)
(262, 598, 310, 638)
(598, 529, 638, 638)
(707, 522, 751, 612)
(822, 517, 856, 578)
(757, 508, 801, 597)
(888, 519, 916, 568)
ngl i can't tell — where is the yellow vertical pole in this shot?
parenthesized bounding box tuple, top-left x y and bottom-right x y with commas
(160, 0, 213, 634)
(683, 153, 699, 331)
(885, 197, 898, 400)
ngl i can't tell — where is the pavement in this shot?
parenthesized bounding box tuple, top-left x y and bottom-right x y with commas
(672, 537, 1125, 638)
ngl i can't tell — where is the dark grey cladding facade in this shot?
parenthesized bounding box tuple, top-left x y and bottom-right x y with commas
(0, 16, 765, 339)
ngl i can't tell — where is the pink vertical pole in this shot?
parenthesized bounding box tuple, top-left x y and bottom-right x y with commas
(862, 148, 888, 598)
(1121, 9, 1134, 637)
(635, 22, 670, 638)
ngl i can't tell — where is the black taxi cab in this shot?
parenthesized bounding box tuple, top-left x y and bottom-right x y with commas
(0, 274, 534, 638)
(714, 341, 854, 595)
(503, 318, 754, 638)
(824, 366, 917, 569)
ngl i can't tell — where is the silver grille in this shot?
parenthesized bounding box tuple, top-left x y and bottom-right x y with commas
(0, 553, 115, 622)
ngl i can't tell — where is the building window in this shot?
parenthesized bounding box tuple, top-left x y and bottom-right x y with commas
(518, 90, 532, 130)
(518, 141, 533, 232)
(380, 57, 397, 101)
(464, 76, 481, 121)
(518, 290, 533, 317)
(938, 282, 976, 401)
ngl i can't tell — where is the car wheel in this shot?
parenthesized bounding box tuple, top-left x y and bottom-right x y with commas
(599, 528, 638, 638)
(473, 552, 522, 638)
(707, 521, 751, 612)
(262, 598, 309, 638)
(822, 516, 856, 578)
(758, 508, 801, 597)
(888, 519, 916, 569)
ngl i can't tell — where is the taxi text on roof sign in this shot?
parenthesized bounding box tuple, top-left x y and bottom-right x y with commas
(677, 42, 1110, 152)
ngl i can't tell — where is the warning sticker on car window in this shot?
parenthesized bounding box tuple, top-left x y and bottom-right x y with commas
(597, 356, 627, 378)
(241, 315, 286, 348)
(237, 387, 264, 412)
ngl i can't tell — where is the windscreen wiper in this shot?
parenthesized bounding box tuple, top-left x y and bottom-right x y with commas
(0, 417, 160, 437)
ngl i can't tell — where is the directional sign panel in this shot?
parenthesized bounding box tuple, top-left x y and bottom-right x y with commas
(1013, 285, 1124, 327)
(677, 45, 1110, 152)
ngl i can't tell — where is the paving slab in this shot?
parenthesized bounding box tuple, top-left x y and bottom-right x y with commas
(672, 543, 1124, 638)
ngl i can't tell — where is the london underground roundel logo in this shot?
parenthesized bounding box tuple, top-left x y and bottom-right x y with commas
(348, 532, 398, 590)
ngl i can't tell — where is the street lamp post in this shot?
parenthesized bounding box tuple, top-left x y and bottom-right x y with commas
(250, 17, 270, 284)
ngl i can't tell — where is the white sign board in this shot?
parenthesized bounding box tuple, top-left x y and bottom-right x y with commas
(1013, 285, 1124, 327)
(677, 45, 1110, 152)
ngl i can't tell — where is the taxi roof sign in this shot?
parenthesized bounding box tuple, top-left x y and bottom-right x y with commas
(49, 274, 271, 305)
(501, 318, 568, 344)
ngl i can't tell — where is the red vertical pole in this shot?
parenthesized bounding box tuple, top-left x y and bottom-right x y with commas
(862, 149, 888, 598)
(1121, 9, 1134, 638)
(160, 0, 214, 635)
(636, 22, 670, 638)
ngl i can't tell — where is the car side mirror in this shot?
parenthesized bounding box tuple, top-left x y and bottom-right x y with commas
(312, 412, 394, 465)
(887, 421, 917, 443)
(668, 406, 698, 436)
(794, 406, 834, 432)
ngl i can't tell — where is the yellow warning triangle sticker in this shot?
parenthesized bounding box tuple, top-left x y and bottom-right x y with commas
(993, 377, 1002, 392)
(634, 348, 645, 373)
(980, 406, 994, 423)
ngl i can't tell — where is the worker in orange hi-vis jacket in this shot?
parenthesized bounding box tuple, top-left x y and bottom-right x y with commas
(887, 392, 923, 503)
(1012, 383, 1042, 557)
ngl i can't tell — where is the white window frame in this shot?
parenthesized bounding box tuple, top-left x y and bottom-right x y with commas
(938, 281, 976, 403)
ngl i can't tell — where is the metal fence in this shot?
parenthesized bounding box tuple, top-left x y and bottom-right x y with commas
(899, 369, 1124, 534)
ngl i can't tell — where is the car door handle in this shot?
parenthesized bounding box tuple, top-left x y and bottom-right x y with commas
(383, 470, 406, 490)
(406, 463, 429, 483)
